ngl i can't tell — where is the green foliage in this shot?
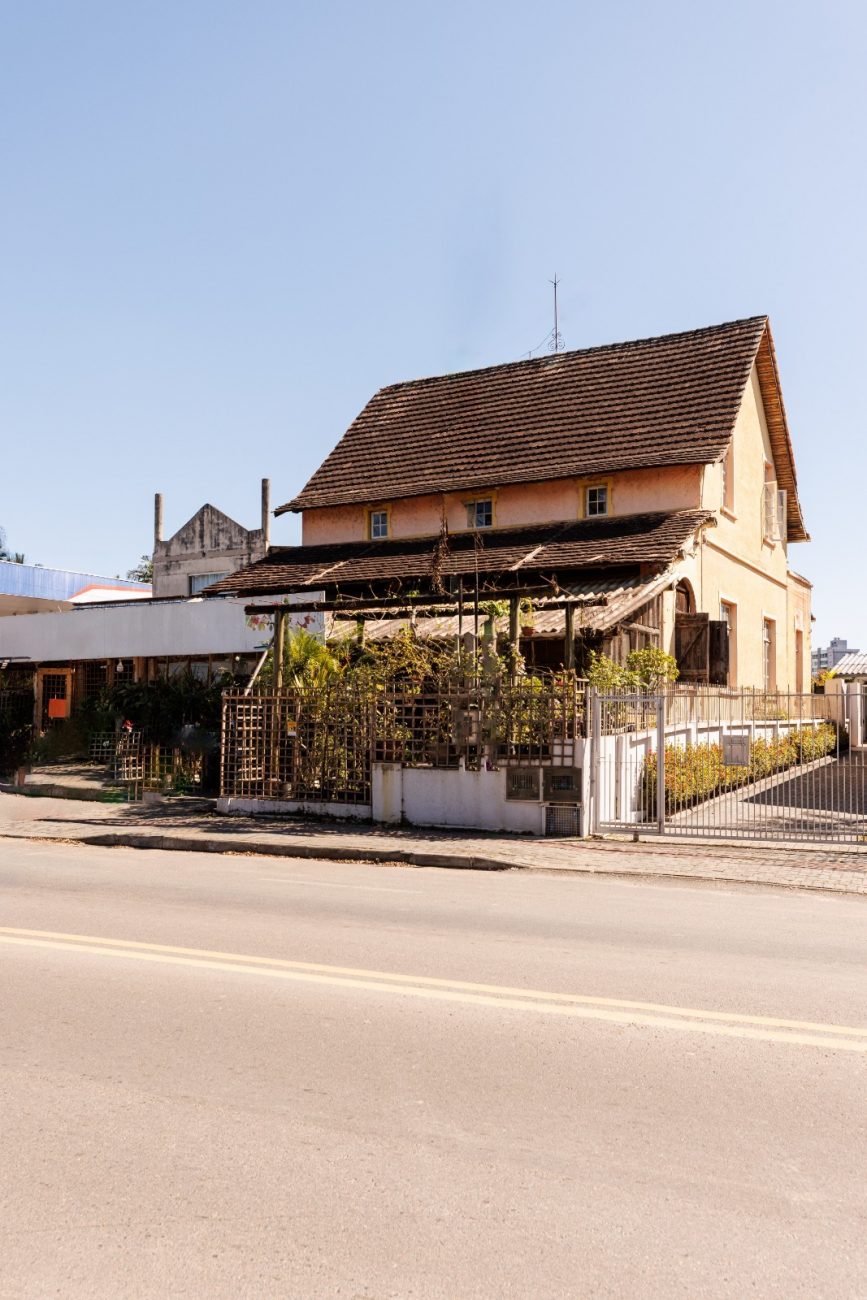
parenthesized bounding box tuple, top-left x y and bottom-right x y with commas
(625, 647, 679, 688)
(644, 722, 839, 815)
(126, 554, 153, 582)
(586, 648, 679, 691)
(586, 651, 632, 690)
(0, 526, 25, 564)
(0, 691, 33, 775)
(480, 599, 508, 621)
(259, 627, 343, 690)
(78, 671, 240, 747)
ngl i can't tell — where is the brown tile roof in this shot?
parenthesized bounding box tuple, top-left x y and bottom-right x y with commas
(205, 509, 713, 598)
(280, 316, 806, 540)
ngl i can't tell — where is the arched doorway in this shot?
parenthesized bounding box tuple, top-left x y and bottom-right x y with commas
(675, 580, 695, 616)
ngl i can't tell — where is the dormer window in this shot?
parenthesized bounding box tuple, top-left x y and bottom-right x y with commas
(466, 499, 493, 529)
(369, 509, 389, 540)
(585, 484, 609, 517)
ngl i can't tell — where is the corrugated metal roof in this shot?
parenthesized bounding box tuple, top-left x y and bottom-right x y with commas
(328, 572, 672, 642)
(0, 560, 149, 602)
(830, 652, 867, 678)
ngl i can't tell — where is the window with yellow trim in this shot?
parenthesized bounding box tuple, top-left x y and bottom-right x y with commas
(369, 509, 389, 540)
(585, 484, 609, 517)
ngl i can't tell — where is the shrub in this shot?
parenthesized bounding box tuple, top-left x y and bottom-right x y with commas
(644, 722, 839, 816)
(586, 648, 678, 692)
(625, 647, 679, 688)
(0, 692, 33, 776)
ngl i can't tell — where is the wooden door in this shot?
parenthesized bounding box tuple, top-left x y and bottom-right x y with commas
(675, 614, 710, 683)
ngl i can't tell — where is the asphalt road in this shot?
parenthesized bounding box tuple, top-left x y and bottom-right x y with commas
(1, 841, 865, 1299)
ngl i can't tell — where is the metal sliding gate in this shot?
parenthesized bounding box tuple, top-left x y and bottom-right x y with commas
(592, 686, 867, 843)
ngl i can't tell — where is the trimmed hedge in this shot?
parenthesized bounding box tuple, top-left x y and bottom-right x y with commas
(643, 723, 840, 816)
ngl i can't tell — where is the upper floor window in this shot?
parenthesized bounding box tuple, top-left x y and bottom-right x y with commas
(466, 499, 493, 529)
(721, 443, 734, 513)
(762, 481, 787, 543)
(369, 509, 389, 540)
(585, 484, 608, 517)
(763, 617, 776, 691)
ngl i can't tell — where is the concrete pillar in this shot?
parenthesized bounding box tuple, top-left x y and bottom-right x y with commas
(154, 493, 164, 548)
(261, 478, 271, 550)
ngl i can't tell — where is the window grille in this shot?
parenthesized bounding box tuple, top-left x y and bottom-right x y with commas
(370, 510, 389, 540)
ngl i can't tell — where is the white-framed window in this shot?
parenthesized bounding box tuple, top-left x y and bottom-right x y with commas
(369, 509, 389, 540)
(762, 481, 786, 542)
(719, 599, 737, 686)
(763, 617, 776, 691)
(721, 442, 734, 513)
(466, 499, 493, 529)
(585, 484, 609, 517)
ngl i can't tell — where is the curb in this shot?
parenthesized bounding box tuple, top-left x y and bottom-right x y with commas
(2, 828, 866, 897)
(0, 829, 510, 873)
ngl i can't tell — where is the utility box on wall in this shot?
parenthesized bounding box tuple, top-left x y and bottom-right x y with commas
(542, 767, 582, 803)
(505, 767, 541, 801)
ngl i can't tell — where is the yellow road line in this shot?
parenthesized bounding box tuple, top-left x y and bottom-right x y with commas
(1, 927, 865, 1052)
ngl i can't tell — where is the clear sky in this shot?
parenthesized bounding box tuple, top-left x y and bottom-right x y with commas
(1, 1, 864, 648)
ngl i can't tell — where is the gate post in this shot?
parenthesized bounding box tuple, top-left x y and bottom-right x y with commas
(589, 687, 601, 834)
(656, 693, 666, 836)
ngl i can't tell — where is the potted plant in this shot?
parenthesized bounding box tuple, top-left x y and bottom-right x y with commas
(520, 597, 535, 638)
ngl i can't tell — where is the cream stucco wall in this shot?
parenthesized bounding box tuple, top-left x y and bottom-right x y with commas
(301, 464, 704, 545)
(678, 364, 810, 690)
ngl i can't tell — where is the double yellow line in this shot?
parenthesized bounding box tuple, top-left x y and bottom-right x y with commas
(2, 926, 866, 1053)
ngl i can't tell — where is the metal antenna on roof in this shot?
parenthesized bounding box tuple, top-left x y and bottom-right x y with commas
(548, 274, 564, 353)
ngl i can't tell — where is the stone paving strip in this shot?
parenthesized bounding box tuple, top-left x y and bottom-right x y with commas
(0, 791, 865, 897)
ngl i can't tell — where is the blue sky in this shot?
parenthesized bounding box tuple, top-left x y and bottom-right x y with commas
(1, 1, 864, 648)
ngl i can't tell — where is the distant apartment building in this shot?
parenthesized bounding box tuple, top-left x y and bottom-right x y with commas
(812, 637, 859, 676)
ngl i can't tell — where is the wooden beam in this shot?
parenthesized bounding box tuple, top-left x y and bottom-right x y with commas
(244, 594, 610, 617)
(273, 608, 286, 693)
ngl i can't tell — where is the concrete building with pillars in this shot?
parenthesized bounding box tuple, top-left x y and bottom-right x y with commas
(152, 480, 272, 598)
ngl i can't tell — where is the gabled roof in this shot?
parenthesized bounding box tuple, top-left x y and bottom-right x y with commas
(205, 509, 713, 598)
(280, 315, 807, 542)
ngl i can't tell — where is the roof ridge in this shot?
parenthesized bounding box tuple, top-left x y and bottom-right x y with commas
(374, 315, 769, 394)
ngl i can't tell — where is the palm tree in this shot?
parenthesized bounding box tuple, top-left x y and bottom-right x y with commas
(282, 628, 341, 689)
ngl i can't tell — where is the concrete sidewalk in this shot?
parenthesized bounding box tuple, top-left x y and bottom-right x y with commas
(1, 790, 866, 896)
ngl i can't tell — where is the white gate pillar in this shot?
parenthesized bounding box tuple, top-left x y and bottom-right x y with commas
(656, 694, 666, 835)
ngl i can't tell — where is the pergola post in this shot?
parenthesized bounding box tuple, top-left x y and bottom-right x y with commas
(509, 595, 520, 681)
(564, 603, 575, 671)
(273, 607, 287, 693)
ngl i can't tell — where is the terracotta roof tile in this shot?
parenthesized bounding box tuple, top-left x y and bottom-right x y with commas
(281, 317, 769, 513)
(205, 509, 714, 598)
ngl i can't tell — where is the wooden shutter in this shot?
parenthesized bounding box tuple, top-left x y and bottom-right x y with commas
(776, 489, 787, 542)
(675, 613, 710, 683)
(708, 620, 730, 686)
